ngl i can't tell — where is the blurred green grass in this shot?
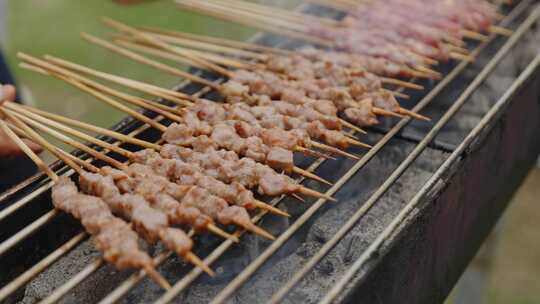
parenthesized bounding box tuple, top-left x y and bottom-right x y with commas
(5, 0, 255, 127)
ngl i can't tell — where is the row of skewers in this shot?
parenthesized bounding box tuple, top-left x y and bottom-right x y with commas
(3, 0, 512, 290)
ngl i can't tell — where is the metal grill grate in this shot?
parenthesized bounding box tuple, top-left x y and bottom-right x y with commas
(0, 1, 539, 303)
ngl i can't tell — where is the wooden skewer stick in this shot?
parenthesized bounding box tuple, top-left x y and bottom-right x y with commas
(54, 147, 100, 173)
(238, 221, 275, 240)
(38, 53, 194, 105)
(293, 167, 332, 186)
(82, 32, 220, 90)
(113, 38, 208, 70)
(101, 17, 233, 78)
(346, 138, 372, 149)
(131, 31, 268, 61)
(174, 0, 334, 47)
(1, 117, 173, 290)
(290, 193, 306, 203)
(0, 117, 58, 179)
(138, 26, 293, 56)
(311, 142, 360, 160)
(405, 68, 439, 80)
(20, 62, 186, 121)
(489, 25, 513, 36)
(340, 119, 367, 134)
(112, 34, 260, 70)
(298, 187, 337, 202)
(461, 30, 490, 42)
(8, 106, 243, 243)
(449, 52, 475, 62)
(11, 104, 289, 218)
(5, 109, 128, 171)
(25, 54, 364, 167)
(22, 64, 332, 188)
(396, 107, 431, 122)
(385, 89, 410, 100)
(206, 224, 240, 243)
(2, 114, 204, 282)
(254, 200, 290, 218)
(178, 0, 312, 33)
(208, 0, 340, 28)
(50, 71, 168, 132)
(372, 107, 405, 119)
(5, 102, 133, 159)
(100, 34, 255, 82)
(12, 103, 162, 151)
(143, 266, 172, 290)
(414, 65, 442, 79)
(184, 252, 215, 277)
(444, 44, 471, 55)
(380, 77, 424, 90)
(20, 52, 192, 108)
(294, 145, 336, 160)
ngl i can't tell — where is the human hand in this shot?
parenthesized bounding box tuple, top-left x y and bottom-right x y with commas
(0, 85, 43, 158)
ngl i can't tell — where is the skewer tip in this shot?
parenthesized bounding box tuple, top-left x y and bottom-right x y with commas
(185, 251, 215, 277)
(207, 223, 240, 243)
(292, 167, 333, 186)
(298, 186, 337, 202)
(254, 200, 290, 217)
(397, 108, 431, 121)
(144, 265, 171, 290)
(346, 138, 373, 149)
(240, 222, 276, 240)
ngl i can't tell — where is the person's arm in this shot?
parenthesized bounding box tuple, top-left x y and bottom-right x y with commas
(0, 84, 42, 157)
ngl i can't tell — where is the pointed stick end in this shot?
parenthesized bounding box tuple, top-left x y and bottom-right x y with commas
(398, 108, 431, 121)
(207, 223, 240, 243)
(298, 187, 337, 202)
(185, 251, 215, 277)
(241, 222, 276, 240)
(290, 193, 306, 203)
(255, 200, 290, 217)
(347, 138, 373, 149)
(144, 265, 171, 290)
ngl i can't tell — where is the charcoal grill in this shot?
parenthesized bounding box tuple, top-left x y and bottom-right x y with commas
(1, 1, 539, 303)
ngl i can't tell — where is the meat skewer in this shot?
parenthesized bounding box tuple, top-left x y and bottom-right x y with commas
(5, 102, 279, 241)
(5, 113, 215, 276)
(173, 0, 464, 64)
(105, 30, 425, 93)
(60, 41, 373, 146)
(0, 114, 171, 290)
(131, 149, 292, 217)
(78, 32, 372, 133)
(223, 69, 429, 123)
(133, 145, 334, 202)
(3, 105, 242, 243)
(117, 28, 435, 80)
(4, 102, 291, 218)
(86, 26, 420, 121)
(17, 57, 338, 183)
(77, 170, 215, 276)
(181, 0, 508, 45)
(119, 161, 277, 240)
(81, 27, 427, 125)
(7, 101, 334, 202)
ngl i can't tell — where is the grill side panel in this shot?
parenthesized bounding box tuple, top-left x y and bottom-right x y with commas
(338, 56, 540, 304)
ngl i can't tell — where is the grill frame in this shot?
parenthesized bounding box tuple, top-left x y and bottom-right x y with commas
(0, 1, 538, 303)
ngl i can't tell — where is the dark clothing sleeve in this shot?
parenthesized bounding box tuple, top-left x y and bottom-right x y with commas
(0, 49, 37, 194)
